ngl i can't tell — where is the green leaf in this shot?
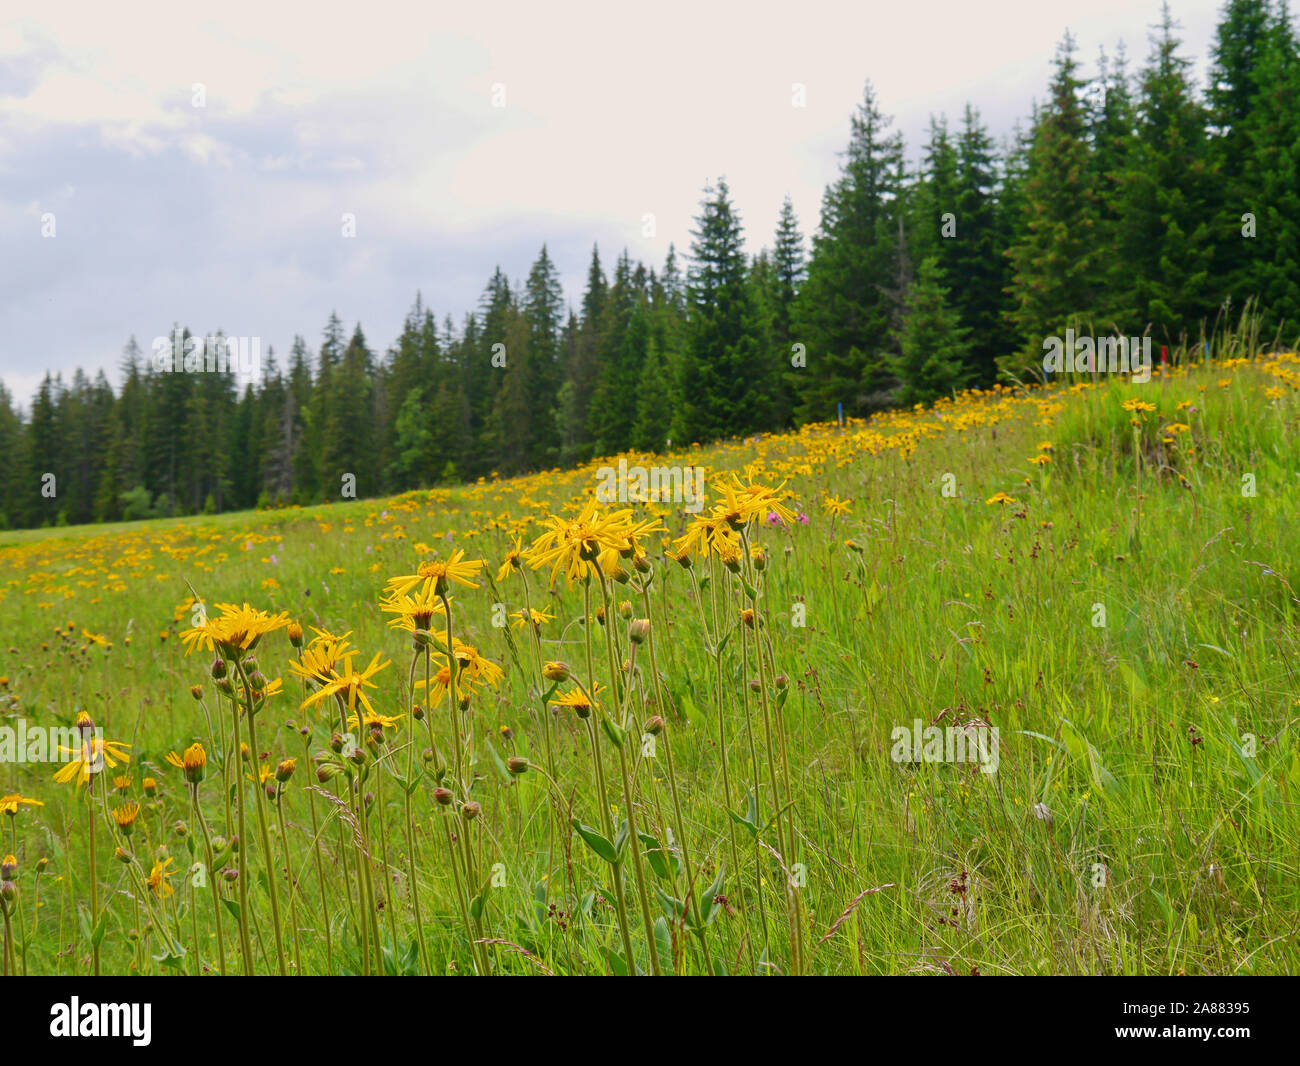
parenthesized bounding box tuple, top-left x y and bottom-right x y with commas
(222, 898, 241, 922)
(653, 884, 683, 920)
(571, 819, 619, 865)
(654, 916, 672, 972)
(600, 717, 625, 748)
(470, 876, 492, 920)
(639, 833, 678, 879)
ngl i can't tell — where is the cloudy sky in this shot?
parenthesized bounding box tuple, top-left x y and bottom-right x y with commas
(1, 0, 1224, 408)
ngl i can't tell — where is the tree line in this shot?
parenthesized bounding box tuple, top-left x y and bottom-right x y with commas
(1, 0, 1295, 529)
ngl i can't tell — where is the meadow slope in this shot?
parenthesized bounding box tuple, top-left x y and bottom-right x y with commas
(1, 354, 1298, 976)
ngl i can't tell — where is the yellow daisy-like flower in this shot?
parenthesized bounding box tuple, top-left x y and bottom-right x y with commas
(525, 499, 636, 585)
(53, 714, 131, 789)
(1120, 398, 1157, 414)
(300, 652, 392, 718)
(674, 513, 737, 558)
(165, 743, 208, 783)
(147, 857, 175, 898)
(1027, 454, 1052, 466)
(112, 801, 140, 833)
(346, 709, 405, 732)
(179, 601, 292, 657)
(985, 492, 1017, 506)
(511, 607, 553, 630)
(496, 538, 524, 582)
(386, 549, 483, 599)
(379, 589, 449, 634)
(550, 684, 601, 715)
(289, 633, 357, 686)
(0, 793, 43, 816)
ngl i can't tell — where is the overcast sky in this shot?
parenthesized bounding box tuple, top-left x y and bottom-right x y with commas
(1, 0, 1225, 409)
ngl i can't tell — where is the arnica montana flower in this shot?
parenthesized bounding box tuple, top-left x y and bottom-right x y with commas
(54, 713, 131, 788)
(179, 602, 292, 657)
(147, 856, 175, 898)
(165, 743, 207, 784)
(299, 652, 392, 718)
(525, 499, 637, 584)
(0, 793, 43, 816)
(386, 549, 483, 599)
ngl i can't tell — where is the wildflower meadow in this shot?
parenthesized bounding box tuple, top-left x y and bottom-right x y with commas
(1, 352, 1297, 980)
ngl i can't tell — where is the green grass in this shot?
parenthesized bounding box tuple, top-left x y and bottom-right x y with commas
(1, 355, 1298, 975)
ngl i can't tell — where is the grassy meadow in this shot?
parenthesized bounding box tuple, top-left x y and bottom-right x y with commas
(2, 352, 1299, 976)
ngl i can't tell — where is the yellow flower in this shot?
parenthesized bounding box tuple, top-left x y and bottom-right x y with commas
(112, 801, 140, 833)
(525, 499, 636, 585)
(822, 495, 852, 516)
(1027, 454, 1051, 465)
(290, 634, 357, 685)
(53, 716, 131, 789)
(0, 793, 43, 816)
(550, 685, 601, 716)
(165, 743, 208, 784)
(985, 492, 1017, 506)
(379, 589, 448, 633)
(300, 652, 392, 718)
(496, 538, 524, 582)
(147, 857, 175, 898)
(179, 601, 291, 656)
(511, 607, 553, 630)
(347, 709, 405, 732)
(386, 549, 483, 599)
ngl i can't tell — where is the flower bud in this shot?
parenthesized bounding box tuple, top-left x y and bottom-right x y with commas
(0, 855, 15, 880)
(628, 619, 650, 645)
(276, 758, 296, 783)
(433, 787, 454, 806)
(189, 684, 203, 701)
(287, 622, 304, 648)
(506, 756, 528, 775)
(461, 801, 481, 821)
(543, 661, 571, 682)
(645, 715, 665, 735)
(211, 659, 227, 680)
